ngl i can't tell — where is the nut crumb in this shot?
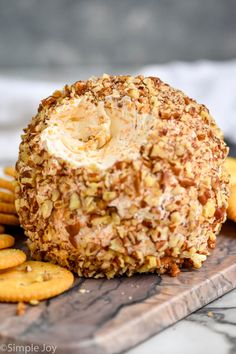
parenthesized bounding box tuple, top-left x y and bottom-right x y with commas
(79, 288, 87, 294)
(207, 311, 214, 317)
(25, 265, 32, 272)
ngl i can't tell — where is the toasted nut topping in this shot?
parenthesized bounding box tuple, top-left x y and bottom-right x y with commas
(147, 256, 157, 268)
(144, 175, 156, 187)
(127, 89, 139, 99)
(103, 191, 117, 202)
(51, 189, 60, 202)
(170, 211, 181, 226)
(91, 215, 111, 226)
(69, 192, 81, 211)
(41, 200, 53, 219)
(150, 145, 164, 158)
(110, 238, 125, 253)
(203, 200, 215, 218)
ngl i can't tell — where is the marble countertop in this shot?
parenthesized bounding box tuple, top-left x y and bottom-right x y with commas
(127, 289, 236, 354)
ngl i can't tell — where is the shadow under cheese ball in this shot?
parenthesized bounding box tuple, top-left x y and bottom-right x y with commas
(15, 75, 229, 278)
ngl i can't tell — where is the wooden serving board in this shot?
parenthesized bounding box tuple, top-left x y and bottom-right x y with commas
(0, 221, 236, 354)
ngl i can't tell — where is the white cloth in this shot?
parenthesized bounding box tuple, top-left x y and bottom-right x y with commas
(1, 60, 236, 161)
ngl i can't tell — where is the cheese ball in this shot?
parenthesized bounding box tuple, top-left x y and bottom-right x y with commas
(15, 75, 229, 278)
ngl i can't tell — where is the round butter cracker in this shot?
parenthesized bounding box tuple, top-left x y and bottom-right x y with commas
(0, 191, 15, 204)
(0, 234, 15, 249)
(3, 166, 16, 178)
(0, 202, 16, 214)
(0, 249, 26, 270)
(225, 157, 236, 185)
(227, 184, 236, 222)
(0, 225, 5, 234)
(0, 261, 74, 302)
(0, 178, 15, 193)
(0, 213, 19, 226)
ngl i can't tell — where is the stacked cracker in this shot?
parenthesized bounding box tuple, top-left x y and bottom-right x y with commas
(0, 167, 74, 306)
(225, 157, 236, 222)
(0, 167, 19, 229)
(0, 168, 26, 273)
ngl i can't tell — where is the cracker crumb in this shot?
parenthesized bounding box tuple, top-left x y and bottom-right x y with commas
(16, 302, 26, 316)
(29, 300, 39, 306)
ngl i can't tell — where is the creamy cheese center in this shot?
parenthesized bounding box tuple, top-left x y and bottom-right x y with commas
(41, 97, 155, 169)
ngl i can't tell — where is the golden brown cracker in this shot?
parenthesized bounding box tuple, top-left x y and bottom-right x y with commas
(0, 261, 74, 302)
(4, 166, 16, 178)
(0, 225, 5, 234)
(226, 156, 236, 170)
(0, 178, 15, 193)
(0, 234, 15, 249)
(0, 249, 26, 270)
(225, 157, 236, 185)
(0, 202, 16, 214)
(227, 184, 236, 222)
(0, 213, 19, 226)
(0, 191, 15, 203)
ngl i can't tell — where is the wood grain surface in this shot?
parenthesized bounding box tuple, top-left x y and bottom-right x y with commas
(0, 221, 236, 354)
